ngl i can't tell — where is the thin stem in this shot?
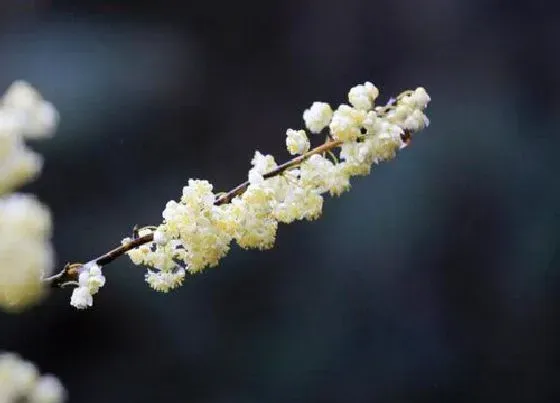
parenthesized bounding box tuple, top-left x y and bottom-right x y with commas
(46, 138, 343, 287)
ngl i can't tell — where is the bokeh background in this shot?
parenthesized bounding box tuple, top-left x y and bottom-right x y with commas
(1, 0, 559, 402)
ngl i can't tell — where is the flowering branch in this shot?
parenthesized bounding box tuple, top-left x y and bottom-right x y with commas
(0, 77, 430, 403)
(0, 80, 430, 311)
(45, 138, 345, 287)
(68, 83, 429, 310)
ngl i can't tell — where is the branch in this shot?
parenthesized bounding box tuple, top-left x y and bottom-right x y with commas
(46, 138, 343, 287)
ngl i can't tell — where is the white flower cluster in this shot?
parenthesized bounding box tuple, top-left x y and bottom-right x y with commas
(0, 195, 53, 311)
(385, 86, 431, 132)
(0, 81, 58, 195)
(145, 267, 185, 292)
(70, 261, 106, 309)
(0, 352, 66, 403)
(0, 82, 58, 312)
(123, 82, 430, 292)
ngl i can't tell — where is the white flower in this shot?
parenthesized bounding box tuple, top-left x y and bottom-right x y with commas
(272, 183, 323, 223)
(329, 105, 366, 142)
(145, 268, 185, 292)
(78, 261, 106, 295)
(0, 147, 43, 195)
(403, 109, 430, 131)
(148, 178, 235, 274)
(124, 235, 186, 272)
(248, 151, 277, 185)
(300, 154, 333, 192)
(2, 82, 40, 110)
(378, 122, 404, 143)
(0, 194, 53, 312)
(303, 102, 333, 133)
(70, 286, 92, 309)
(328, 163, 351, 196)
(411, 87, 431, 109)
(1, 81, 59, 139)
(152, 229, 167, 246)
(230, 184, 278, 250)
(69, 261, 105, 309)
(181, 179, 214, 207)
(0, 353, 65, 403)
(86, 264, 106, 294)
(0, 353, 38, 400)
(29, 375, 66, 403)
(348, 81, 379, 110)
(285, 129, 310, 155)
(0, 82, 57, 312)
(248, 169, 264, 185)
(0, 109, 21, 138)
(386, 104, 414, 126)
(250, 151, 276, 175)
(0, 193, 51, 238)
(162, 200, 192, 235)
(0, 103, 46, 195)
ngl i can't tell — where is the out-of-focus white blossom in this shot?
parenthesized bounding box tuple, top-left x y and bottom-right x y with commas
(0, 123, 43, 195)
(0, 81, 58, 195)
(0, 353, 66, 403)
(303, 102, 333, 133)
(123, 82, 431, 293)
(1, 81, 59, 139)
(285, 129, 310, 155)
(0, 82, 58, 312)
(69, 261, 105, 309)
(0, 82, 57, 194)
(0, 194, 53, 312)
(29, 374, 66, 403)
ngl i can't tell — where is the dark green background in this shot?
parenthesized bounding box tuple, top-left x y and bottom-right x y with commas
(0, 1, 558, 402)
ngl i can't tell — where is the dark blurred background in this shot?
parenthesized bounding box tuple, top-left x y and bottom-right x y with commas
(1, 0, 559, 402)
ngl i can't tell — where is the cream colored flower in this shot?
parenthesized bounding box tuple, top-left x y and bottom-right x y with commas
(348, 81, 379, 110)
(329, 105, 366, 142)
(145, 268, 185, 292)
(1, 81, 59, 139)
(303, 102, 333, 133)
(285, 129, 310, 155)
(0, 353, 65, 403)
(0, 82, 57, 312)
(0, 195, 53, 312)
